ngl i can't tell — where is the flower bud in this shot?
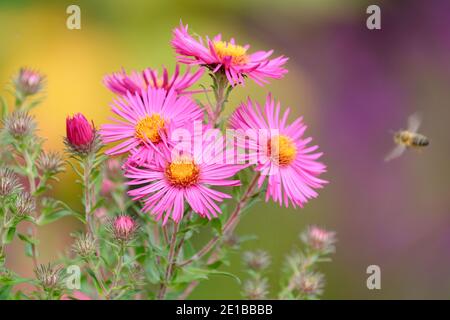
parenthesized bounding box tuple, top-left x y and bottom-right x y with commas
(37, 151, 65, 175)
(34, 263, 62, 290)
(15, 192, 36, 217)
(293, 272, 324, 297)
(72, 234, 96, 258)
(100, 178, 115, 197)
(0, 168, 21, 197)
(109, 215, 138, 242)
(243, 250, 271, 272)
(106, 158, 122, 176)
(14, 68, 45, 97)
(242, 277, 269, 300)
(301, 226, 336, 253)
(65, 113, 96, 155)
(4, 111, 36, 138)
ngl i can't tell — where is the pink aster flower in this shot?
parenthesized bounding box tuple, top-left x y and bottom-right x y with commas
(100, 87, 203, 166)
(104, 64, 204, 96)
(229, 94, 327, 208)
(125, 132, 245, 224)
(171, 22, 288, 86)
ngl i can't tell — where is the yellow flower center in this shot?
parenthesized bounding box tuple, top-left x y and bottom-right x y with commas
(267, 135, 297, 166)
(165, 157, 200, 187)
(213, 41, 249, 65)
(135, 114, 165, 143)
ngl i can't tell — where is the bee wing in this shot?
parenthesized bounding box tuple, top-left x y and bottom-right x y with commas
(407, 112, 422, 133)
(384, 144, 406, 162)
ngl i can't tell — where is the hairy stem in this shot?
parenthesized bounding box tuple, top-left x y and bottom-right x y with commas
(82, 154, 97, 238)
(211, 72, 230, 127)
(23, 148, 38, 270)
(158, 222, 179, 300)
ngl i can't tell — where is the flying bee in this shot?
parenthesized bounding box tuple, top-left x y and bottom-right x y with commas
(384, 112, 429, 162)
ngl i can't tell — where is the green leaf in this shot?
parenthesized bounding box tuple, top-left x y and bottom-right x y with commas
(174, 267, 241, 285)
(211, 218, 222, 235)
(2, 227, 16, 244)
(37, 209, 72, 226)
(85, 268, 103, 295)
(17, 233, 39, 245)
(0, 96, 8, 120)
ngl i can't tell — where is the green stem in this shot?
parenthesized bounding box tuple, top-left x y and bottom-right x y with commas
(211, 72, 230, 127)
(105, 244, 125, 299)
(82, 154, 95, 238)
(179, 172, 260, 267)
(23, 148, 39, 270)
(158, 223, 179, 300)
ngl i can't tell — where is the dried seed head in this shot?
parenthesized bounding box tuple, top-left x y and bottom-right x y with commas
(4, 111, 36, 138)
(108, 215, 138, 242)
(243, 250, 271, 272)
(37, 151, 65, 175)
(34, 263, 63, 290)
(0, 168, 21, 197)
(14, 68, 45, 96)
(15, 192, 36, 217)
(293, 272, 324, 297)
(72, 234, 96, 258)
(301, 226, 336, 253)
(242, 278, 269, 300)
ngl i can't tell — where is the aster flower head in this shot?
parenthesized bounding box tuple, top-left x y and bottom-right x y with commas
(125, 129, 246, 224)
(100, 87, 203, 166)
(4, 111, 36, 138)
(229, 94, 327, 208)
(14, 67, 45, 97)
(65, 113, 99, 155)
(104, 64, 204, 97)
(172, 22, 288, 86)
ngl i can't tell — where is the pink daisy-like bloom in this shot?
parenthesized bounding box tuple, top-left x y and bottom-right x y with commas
(100, 87, 203, 166)
(104, 64, 204, 96)
(125, 132, 245, 224)
(229, 94, 327, 208)
(171, 22, 288, 86)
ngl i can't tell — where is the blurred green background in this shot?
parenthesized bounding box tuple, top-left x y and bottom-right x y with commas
(1, 0, 450, 299)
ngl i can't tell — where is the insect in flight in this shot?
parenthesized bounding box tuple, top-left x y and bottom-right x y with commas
(384, 112, 430, 162)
